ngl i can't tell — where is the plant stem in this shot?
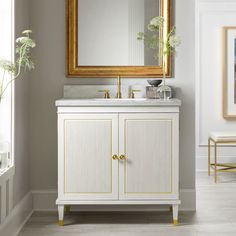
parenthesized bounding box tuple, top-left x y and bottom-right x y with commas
(162, 53, 167, 100)
(2, 70, 6, 85)
(0, 70, 5, 99)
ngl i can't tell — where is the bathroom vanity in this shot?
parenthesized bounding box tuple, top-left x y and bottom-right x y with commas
(56, 98, 181, 225)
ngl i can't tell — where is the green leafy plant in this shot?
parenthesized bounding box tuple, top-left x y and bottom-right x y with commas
(137, 16, 180, 70)
(0, 30, 36, 101)
(137, 16, 181, 99)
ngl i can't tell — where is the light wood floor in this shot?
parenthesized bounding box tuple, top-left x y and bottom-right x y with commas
(19, 172, 236, 236)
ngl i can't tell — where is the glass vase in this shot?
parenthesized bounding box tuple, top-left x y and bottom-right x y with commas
(157, 85, 172, 100)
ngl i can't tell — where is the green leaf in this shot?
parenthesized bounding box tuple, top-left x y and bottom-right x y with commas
(0, 29, 36, 98)
(0, 59, 16, 74)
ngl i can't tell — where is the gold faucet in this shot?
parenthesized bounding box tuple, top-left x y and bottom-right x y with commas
(116, 75, 122, 99)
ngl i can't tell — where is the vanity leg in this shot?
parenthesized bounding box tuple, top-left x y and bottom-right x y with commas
(169, 206, 173, 212)
(172, 204, 179, 226)
(58, 205, 65, 226)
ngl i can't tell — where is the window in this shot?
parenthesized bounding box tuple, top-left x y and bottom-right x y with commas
(0, 0, 14, 174)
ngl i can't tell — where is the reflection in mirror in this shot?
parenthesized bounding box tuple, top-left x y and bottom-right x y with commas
(78, 0, 161, 66)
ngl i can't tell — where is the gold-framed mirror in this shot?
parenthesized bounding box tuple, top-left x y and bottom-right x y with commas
(67, 0, 172, 78)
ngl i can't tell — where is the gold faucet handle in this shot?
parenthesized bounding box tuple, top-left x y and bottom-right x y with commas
(129, 90, 141, 99)
(98, 90, 110, 99)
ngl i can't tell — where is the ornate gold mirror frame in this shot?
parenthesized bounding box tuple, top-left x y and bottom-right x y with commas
(67, 0, 172, 78)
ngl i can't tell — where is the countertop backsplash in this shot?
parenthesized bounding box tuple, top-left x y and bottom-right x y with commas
(64, 85, 146, 99)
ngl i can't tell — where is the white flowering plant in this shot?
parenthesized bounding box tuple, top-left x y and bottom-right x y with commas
(0, 30, 36, 101)
(137, 16, 180, 64)
(137, 16, 181, 99)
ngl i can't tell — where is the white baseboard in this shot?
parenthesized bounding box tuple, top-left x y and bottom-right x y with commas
(180, 189, 196, 211)
(0, 192, 33, 236)
(32, 190, 57, 211)
(196, 155, 236, 171)
(0, 188, 195, 235)
(32, 189, 196, 211)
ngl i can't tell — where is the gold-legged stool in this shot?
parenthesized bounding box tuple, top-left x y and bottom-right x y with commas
(208, 132, 236, 183)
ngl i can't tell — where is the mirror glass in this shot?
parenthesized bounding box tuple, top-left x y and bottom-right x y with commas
(78, 0, 161, 66)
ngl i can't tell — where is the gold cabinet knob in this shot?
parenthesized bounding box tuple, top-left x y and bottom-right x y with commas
(119, 155, 126, 161)
(112, 154, 118, 160)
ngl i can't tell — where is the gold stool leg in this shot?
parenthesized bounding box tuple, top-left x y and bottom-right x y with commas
(214, 141, 217, 183)
(169, 206, 173, 212)
(208, 138, 211, 176)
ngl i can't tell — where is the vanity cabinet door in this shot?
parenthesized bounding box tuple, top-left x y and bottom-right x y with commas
(58, 113, 118, 200)
(118, 113, 179, 200)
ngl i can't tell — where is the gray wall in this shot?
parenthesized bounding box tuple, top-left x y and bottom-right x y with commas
(173, 0, 195, 191)
(14, 0, 30, 205)
(29, 0, 195, 207)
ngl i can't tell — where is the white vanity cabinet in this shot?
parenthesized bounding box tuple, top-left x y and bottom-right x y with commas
(56, 99, 181, 225)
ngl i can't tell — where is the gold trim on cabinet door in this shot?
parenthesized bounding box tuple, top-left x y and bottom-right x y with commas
(123, 119, 173, 195)
(66, 0, 172, 78)
(64, 119, 113, 194)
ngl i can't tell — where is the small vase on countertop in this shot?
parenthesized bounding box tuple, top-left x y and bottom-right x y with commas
(146, 80, 162, 99)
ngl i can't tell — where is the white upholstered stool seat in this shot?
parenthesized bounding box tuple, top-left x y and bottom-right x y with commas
(208, 132, 236, 183)
(210, 132, 236, 142)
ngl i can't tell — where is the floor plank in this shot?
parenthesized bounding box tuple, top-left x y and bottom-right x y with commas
(19, 172, 236, 236)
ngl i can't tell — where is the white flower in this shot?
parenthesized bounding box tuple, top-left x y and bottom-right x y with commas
(150, 16, 164, 28)
(22, 30, 32, 35)
(16, 37, 36, 48)
(147, 16, 164, 32)
(16, 37, 28, 44)
(169, 35, 181, 48)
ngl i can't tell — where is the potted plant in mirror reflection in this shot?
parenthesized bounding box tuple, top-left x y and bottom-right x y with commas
(0, 30, 36, 102)
(137, 16, 181, 100)
(0, 30, 35, 172)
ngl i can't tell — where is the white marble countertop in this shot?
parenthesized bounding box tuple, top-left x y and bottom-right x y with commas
(55, 98, 181, 107)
